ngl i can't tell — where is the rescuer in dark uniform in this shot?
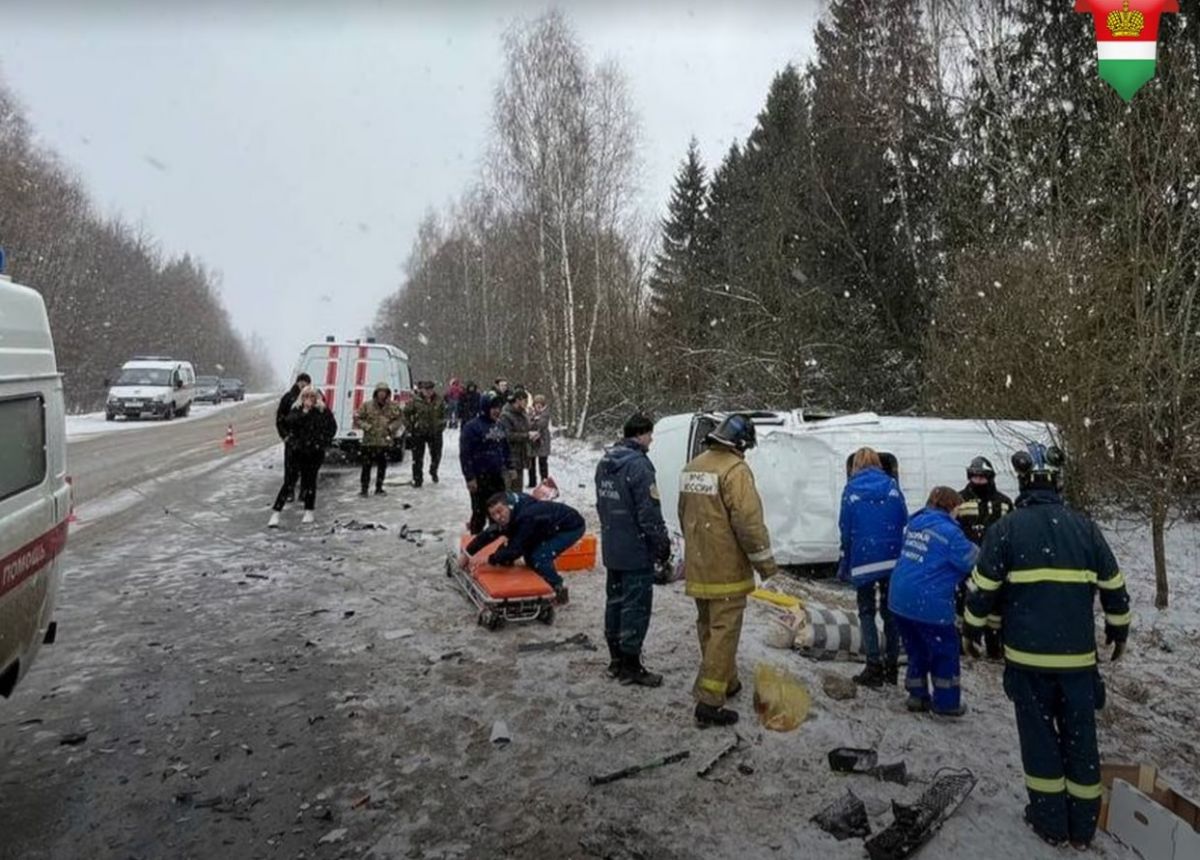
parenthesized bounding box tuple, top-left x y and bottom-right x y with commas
(965, 443, 1130, 850)
(956, 456, 1013, 659)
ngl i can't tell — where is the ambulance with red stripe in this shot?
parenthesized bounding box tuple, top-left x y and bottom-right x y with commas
(292, 337, 413, 459)
(0, 262, 68, 699)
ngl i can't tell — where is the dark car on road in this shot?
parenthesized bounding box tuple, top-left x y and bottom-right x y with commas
(219, 378, 245, 401)
(194, 375, 222, 404)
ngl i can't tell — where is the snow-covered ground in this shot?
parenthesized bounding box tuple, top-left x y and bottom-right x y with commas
(313, 435, 1200, 857)
(10, 430, 1196, 859)
(65, 393, 274, 441)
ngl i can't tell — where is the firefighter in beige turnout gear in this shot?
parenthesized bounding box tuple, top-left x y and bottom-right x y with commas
(679, 414, 779, 727)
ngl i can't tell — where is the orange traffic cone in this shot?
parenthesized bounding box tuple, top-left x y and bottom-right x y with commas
(222, 424, 236, 450)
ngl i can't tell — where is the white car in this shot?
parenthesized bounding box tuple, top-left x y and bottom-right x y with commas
(105, 357, 195, 421)
(0, 268, 69, 698)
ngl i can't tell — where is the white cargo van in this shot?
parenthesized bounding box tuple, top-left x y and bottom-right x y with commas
(0, 269, 69, 698)
(292, 337, 413, 458)
(651, 410, 1057, 570)
(105, 357, 195, 420)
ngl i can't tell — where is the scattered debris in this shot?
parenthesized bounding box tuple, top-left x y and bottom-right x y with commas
(351, 794, 371, 810)
(812, 789, 871, 840)
(737, 763, 755, 776)
(244, 572, 270, 581)
(697, 735, 742, 779)
(59, 731, 89, 747)
(337, 519, 387, 532)
(602, 723, 634, 740)
(821, 672, 859, 701)
(517, 633, 597, 654)
(827, 747, 908, 784)
(383, 629, 415, 641)
(589, 750, 690, 786)
(864, 768, 976, 860)
(342, 611, 356, 619)
(828, 747, 878, 774)
(490, 720, 511, 745)
(318, 827, 348, 845)
(438, 650, 463, 661)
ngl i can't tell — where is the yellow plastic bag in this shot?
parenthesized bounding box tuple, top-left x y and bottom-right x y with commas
(753, 663, 811, 732)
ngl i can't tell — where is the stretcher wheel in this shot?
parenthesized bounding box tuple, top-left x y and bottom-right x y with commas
(537, 605, 555, 625)
(488, 613, 506, 631)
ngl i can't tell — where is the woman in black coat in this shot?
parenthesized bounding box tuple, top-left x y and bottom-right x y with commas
(269, 386, 337, 526)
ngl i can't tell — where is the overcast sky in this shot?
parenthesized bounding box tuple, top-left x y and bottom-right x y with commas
(0, 0, 819, 382)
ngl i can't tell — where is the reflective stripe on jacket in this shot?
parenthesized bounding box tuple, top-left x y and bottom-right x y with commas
(965, 488, 1131, 672)
(839, 467, 908, 585)
(678, 445, 776, 600)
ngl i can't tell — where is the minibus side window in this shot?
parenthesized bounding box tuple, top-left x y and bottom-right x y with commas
(0, 396, 47, 502)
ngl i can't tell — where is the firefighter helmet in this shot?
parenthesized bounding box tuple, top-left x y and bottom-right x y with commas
(706, 414, 758, 452)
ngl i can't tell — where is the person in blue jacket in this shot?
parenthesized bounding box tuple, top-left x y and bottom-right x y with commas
(458, 391, 511, 534)
(889, 486, 979, 716)
(463, 492, 585, 606)
(595, 413, 672, 688)
(839, 447, 908, 687)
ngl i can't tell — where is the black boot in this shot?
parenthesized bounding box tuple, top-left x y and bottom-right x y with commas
(431, 470, 439, 484)
(359, 486, 369, 498)
(618, 654, 663, 688)
(883, 661, 899, 686)
(985, 629, 1003, 661)
(375, 486, 387, 496)
(854, 662, 886, 688)
(695, 702, 739, 727)
(554, 585, 569, 606)
(606, 644, 621, 679)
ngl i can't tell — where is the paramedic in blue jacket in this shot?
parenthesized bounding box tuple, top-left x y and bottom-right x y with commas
(459, 392, 511, 535)
(595, 413, 671, 688)
(839, 447, 908, 688)
(464, 492, 585, 606)
(889, 486, 979, 717)
(965, 443, 1130, 850)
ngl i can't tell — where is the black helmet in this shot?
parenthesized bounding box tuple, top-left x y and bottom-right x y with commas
(967, 456, 995, 480)
(706, 414, 757, 452)
(1012, 442, 1064, 491)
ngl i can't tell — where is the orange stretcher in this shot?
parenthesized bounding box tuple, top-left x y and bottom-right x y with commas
(447, 535, 556, 630)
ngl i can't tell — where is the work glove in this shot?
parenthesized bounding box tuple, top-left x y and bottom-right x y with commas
(963, 625, 985, 659)
(1105, 624, 1129, 662)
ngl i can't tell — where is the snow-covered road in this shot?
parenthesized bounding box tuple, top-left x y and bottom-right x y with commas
(66, 393, 275, 441)
(1, 430, 1195, 859)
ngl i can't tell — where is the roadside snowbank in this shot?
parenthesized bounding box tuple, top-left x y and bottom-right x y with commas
(65, 393, 274, 441)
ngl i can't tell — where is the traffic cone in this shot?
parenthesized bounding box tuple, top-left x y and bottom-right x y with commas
(223, 424, 236, 450)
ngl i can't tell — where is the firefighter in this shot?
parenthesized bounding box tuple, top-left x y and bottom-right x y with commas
(679, 414, 779, 727)
(965, 443, 1130, 850)
(956, 456, 1013, 658)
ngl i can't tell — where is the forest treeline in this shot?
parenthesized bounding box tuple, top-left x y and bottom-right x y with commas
(0, 79, 273, 410)
(376, 1, 1200, 607)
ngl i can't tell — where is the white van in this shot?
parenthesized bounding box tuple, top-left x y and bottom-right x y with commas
(651, 410, 1057, 570)
(0, 270, 69, 698)
(105, 356, 196, 421)
(292, 338, 413, 458)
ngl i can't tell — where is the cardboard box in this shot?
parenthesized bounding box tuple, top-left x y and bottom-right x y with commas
(1099, 763, 1200, 860)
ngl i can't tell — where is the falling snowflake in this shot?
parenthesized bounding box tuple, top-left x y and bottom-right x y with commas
(1005, 373, 1013, 389)
(1061, 394, 1070, 403)
(418, 333, 429, 346)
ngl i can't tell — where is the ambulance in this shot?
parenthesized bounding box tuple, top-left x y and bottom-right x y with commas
(291, 337, 414, 459)
(0, 258, 69, 698)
